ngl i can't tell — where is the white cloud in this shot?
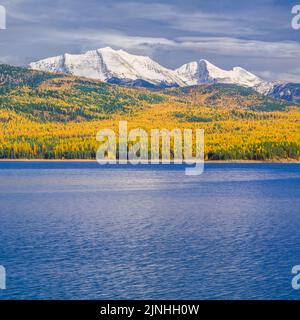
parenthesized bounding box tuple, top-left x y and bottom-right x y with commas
(110, 2, 288, 36)
(31, 28, 300, 60)
(1, 0, 299, 83)
(25, 29, 175, 58)
(176, 36, 300, 59)
(257, 70, 300, 83)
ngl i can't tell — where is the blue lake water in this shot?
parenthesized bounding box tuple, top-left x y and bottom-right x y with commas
(0, 162, 300, 300)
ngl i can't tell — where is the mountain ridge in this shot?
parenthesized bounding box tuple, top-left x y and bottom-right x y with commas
(0, 63, 299, 161)
(0, 63, 295, 123)
(174, 59, 273, 94)
(29, 47, 300, 103)
(29, 47, 186, 88)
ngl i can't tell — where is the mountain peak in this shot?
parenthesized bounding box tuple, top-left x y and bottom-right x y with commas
(175, 59, 271, 91)
(98, 46, 115, 52)
(30, 47, 185, 87)
(198, 59, 213, 66)
(233, 66, 246, 71)
(29, 47, 273, 93)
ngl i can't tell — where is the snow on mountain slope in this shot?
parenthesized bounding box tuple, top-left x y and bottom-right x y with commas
(175, 59, 273, 93)
(267, 82, 300, 104)
(30, 47, 281, 96)
(29, 47, 186, 87)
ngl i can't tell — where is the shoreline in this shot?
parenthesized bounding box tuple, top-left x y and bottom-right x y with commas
(0, 159, 299, 164)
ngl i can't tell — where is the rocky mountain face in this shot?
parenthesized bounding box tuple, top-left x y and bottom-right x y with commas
(29, 47, 299, 103)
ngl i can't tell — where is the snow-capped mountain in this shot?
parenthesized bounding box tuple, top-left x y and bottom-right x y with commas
(30, 47, 300, 103)
(29, 47, 186, 88)
(175, 59, 273, 94)
(30, 49, 269, 90)
(267, 83, 300, 104)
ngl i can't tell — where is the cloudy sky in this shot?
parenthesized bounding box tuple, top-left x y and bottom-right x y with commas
(0, 0, 300, 81)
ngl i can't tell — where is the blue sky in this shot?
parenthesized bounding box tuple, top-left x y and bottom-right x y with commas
(0, 0, 300, 81)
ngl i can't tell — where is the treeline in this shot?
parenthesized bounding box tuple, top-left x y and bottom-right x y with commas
(1, 136, 299, 161)
(0, 64, 299, 161)
(207, 141, 300, 160)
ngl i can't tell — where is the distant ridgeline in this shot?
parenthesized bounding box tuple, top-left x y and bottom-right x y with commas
(0, 64, 299, 161)
(28, 47, 300, 104)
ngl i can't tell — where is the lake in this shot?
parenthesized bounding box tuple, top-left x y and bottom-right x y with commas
(0, 162, 300, 300)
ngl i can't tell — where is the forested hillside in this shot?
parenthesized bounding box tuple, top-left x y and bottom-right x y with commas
(0, 64, 299, 160)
